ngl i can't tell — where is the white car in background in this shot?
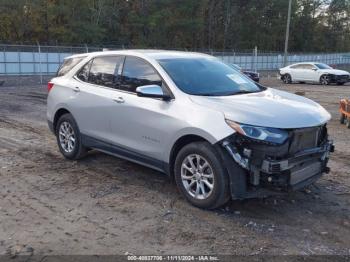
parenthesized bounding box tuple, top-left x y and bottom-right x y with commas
(279, 62, 350, 85)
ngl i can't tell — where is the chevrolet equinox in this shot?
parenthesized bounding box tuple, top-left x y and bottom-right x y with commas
(47, 50, 334, 209)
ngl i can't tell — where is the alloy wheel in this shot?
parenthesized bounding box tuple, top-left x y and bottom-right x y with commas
(58, 121, 76, 153)
(320, 75, 329, 85)
(283, 75, 291, 84)
(181, 154, 215, 200)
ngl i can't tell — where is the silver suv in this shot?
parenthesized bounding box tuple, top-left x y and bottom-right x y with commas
(47, 50, 334, 209)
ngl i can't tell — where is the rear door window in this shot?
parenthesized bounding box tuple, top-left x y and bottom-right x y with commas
(88, 56, 124, 88)
(57, 56, 86, 76)
(302, 64, 315, 70)
(120, 56, 162, 93)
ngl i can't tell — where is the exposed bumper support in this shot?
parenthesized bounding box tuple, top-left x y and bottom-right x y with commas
(260, 141, 334, 174)
(221, 137, 334, 198)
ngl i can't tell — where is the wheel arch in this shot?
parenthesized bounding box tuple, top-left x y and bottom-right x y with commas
(320, 73, 330, 81)
(282, 73, 292, 83)
(167, 134, 211, 178)
(53, 108, 71, 133)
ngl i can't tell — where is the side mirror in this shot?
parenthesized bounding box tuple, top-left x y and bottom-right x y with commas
(312, 68, 318, 71)
(136, 85, 171, 100)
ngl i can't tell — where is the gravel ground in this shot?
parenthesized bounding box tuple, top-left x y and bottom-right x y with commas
(0, 77, 349, 256)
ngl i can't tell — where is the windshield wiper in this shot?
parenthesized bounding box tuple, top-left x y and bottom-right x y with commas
(195, 93, 223, 96)
(228, 90, 256, 95)
(194, 90, 259, 96)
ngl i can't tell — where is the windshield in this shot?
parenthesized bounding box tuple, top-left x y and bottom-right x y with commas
(157, 57, 263, 96)
(315, 63, 332, 69)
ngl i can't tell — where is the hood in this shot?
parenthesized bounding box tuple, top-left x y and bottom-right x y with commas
(190, 88, 331, 129)
(318, 69, 350, 75)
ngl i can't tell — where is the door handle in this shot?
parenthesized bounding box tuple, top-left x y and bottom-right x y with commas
(113, 97, 125, 103)
(73, 86, 80, 92)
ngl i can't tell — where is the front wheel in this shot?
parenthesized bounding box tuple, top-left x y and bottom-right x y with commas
(320, 75, 330, 85)
(174, 142, 230, 209)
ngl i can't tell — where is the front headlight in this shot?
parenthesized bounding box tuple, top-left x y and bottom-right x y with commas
(225, 119, 289, 144)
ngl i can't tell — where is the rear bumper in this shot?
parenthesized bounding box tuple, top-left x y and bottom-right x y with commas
(219, 135, 334, 199)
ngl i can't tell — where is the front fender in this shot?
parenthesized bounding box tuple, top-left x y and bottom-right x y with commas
(215, 143, 248, 199)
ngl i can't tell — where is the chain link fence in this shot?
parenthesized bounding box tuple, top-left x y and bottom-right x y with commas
(1, 44, 350, 85)
(0, 44, 102, 76)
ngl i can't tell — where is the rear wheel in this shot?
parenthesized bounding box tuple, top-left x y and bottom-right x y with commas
(320, 75, 330, 85)
(174, 142, 230, 209)
(56, 113, 87, 160)
(282, 74, 292, 84)
(337, 82, 345, 86)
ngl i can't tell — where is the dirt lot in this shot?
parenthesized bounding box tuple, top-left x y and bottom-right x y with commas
(0, 77, 350, 256)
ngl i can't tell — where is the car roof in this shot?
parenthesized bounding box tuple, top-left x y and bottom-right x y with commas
(289, 62, 317, 66)
(63, 53, 89, 59)
(65, 49, 212, 60)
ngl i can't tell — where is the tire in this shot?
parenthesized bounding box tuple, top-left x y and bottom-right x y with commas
(55, 113, 87, 160)
(282, 74, 292, 84)
(174, 141, 230, 209)
(340, 113, 346, 124)
(320, 75, 330, 85)
(337, 82, 345, 86)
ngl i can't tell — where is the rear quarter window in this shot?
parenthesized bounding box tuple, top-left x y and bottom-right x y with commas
(57, 56, 86, 76)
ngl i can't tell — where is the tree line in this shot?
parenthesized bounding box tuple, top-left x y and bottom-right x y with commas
(0, 0, 349, 52)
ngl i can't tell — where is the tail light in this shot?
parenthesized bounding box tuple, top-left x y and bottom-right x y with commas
(47, 82, 54, 92)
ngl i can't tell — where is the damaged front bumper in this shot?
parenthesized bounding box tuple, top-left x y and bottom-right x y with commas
(328, 74, 349, 84)
(218, 126, 334, 199)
